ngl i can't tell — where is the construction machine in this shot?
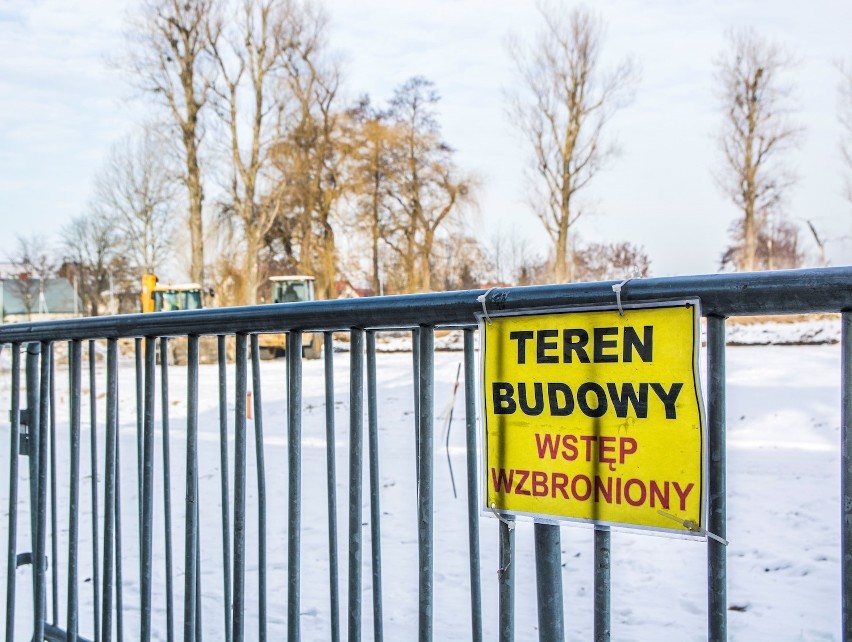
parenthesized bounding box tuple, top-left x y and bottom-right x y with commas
(140, 274, 213, 364)
(258, 275, 323, 359)
(140, 273, 204, 313)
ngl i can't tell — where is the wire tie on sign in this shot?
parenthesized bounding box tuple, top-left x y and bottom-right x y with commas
(490, 503, 514, 530)
(490, 503, 514, 578)
(612, 278, 632, 316)
(477, 287, 496, 326)
(657, 510, 728, 546)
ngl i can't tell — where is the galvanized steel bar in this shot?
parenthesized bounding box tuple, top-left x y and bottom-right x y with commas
(412, 328, 420, 485)
(323, 332, 341, 642)
(366, 331, 384, 642)
(287, 332, 302, 642)
(25, 342, 40, 593)
(534, 524, 564, 642)
(249, 335, 268, 642)
(4, 268, 852, 344)
(707, 315, 727, 641)
(34, 342, 51, 642)
(5, 344, 21, 642)
(114, 404, 125, 642)
(67, 340, 82, 640)
(135, 337, 143, 564)
(232, 333, 248, 642)
(348, 329, 364, 642)
(48, 347, 58, 625)
(593, 527, 611, 642)
(498, 521, 514, 642)
(89, 339, 102, 642)
(160, 338, 175, 642)
(845, 312, 852, 640)
(462, 330, 483, 642)
(217, 335, 233, 642)
(140, 336, 156, 642)
(417, 326, 434, 642)
(101, 339, 118, 642)
(184, 337, 200, 642)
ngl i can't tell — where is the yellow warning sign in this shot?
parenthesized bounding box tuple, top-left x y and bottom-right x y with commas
(480, 300, 705, 535)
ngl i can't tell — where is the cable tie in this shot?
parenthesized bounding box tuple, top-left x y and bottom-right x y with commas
(477, 287, 496, 326)
(612, 278, 631, 316)
(657, 510, 728, 546)
(490, 503, 514, 531)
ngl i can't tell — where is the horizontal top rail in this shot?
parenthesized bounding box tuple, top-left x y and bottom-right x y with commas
(0, 266, 850, 343)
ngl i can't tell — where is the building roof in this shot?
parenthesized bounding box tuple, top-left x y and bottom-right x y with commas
(1, 277, 81, 316)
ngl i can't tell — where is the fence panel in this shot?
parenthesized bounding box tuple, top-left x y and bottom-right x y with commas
(0, 266, 850, 641)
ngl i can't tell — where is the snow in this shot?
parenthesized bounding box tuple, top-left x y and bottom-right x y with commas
(0, 324, 845, 641)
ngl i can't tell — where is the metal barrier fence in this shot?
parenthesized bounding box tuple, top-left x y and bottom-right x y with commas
(0, 266, 851, 641)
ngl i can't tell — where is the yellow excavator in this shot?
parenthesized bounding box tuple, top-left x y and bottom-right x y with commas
(257, 275, 323, 359)
(140, 274, 204, 313)
(140, 274, 212, 364)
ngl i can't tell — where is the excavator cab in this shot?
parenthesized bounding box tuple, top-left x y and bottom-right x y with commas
(259, 276, 322, 359)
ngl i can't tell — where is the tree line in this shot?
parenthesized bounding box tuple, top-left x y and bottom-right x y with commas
(7, 2, 852, 316)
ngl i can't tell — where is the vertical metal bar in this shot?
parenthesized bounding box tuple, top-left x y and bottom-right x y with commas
(418, 326, 434, 642)
(34, 342, 51, 642)
(534, 524, 564, 642)
(195, 520, 202, 642)
(184, 337, 200, 642)
(593, 527, 611, 642)
(67, 340, 82, 641)
(287, 332, 302, 642)
(462, 330, 483, 642)
(5, 343, 21, 642)
(412, 328, 421, 485)
(135, 337, 143, 564)
(249, 335, 268, 642)
(498, 521, 514, 642)
(844, 312, 852, 641)
(323, 332, 340, 642)
(48, 347, 58, 625)
(217, 336, 233, 642)
(101, 339, 118, 642)
(89, 340, 101, 642)
(366, 331, 383, 642)
(348, 329, 364, 642)
(114, 416, 125, 642)
(707, 315, 727, 641)
(25, 343, 40, 637)
(232, 333, 248, 642)
(160, 338, 175, 642)
(140, 336, 156, 642)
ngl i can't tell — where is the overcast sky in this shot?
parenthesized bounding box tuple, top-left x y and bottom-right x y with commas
(1, 0, 851, 280)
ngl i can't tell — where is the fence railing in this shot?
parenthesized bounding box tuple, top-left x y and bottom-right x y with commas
(0, 266, 851, 641)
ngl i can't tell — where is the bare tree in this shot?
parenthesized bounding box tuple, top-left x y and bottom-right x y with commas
(715, 28, 801, 272)
(125, 0, 220, 285)
(6, 235, 55, 321)
(720, 216, 804, 271)
(270, 6, 346, 300)
(93, 128, 177, 275)
(345, 96, 402, 295)
(385, 77, 476, 292)
(840, 60, 852, 205)
(60, 212, 128, 316)
(506, 4, 638, 283)
(211, 0, 306, 304)
(572, 241, 651, 282)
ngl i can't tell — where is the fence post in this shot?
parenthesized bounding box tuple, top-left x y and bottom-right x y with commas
(842, 312, 852, 641)
(707, 315, 727, 641)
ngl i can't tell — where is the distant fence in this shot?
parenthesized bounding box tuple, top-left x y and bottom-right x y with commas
(1, 266, 852, 642)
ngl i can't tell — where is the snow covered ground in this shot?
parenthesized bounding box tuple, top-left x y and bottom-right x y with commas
(0, 328, 845, 641)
